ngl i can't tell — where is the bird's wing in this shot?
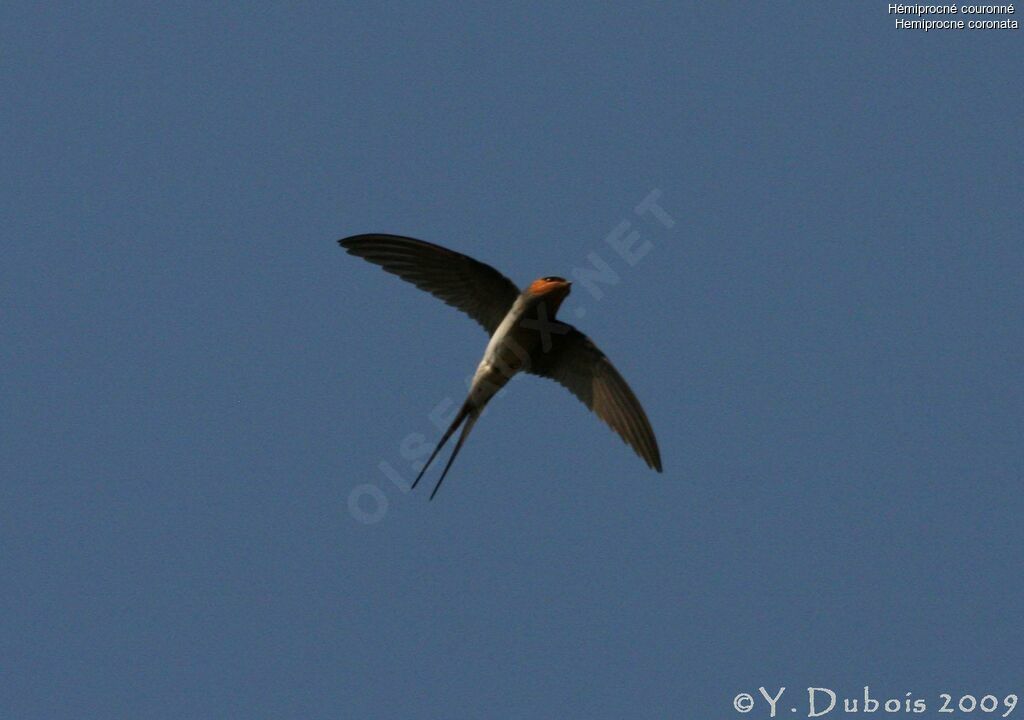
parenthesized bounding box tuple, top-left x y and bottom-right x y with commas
(339, 234, 520, 334)
(528, 324, 662, 472)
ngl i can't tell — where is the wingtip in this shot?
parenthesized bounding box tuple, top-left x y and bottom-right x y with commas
(339, 234, 405, 253)
(338, 234, 378, 249)
(648, 450, 663, 473)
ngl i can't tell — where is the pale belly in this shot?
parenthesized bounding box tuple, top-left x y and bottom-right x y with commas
(468, 320, 538, 409)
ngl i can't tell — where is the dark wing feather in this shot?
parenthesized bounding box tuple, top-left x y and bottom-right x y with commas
(529, 324, 662, 472)
(339, 234, 520, 334)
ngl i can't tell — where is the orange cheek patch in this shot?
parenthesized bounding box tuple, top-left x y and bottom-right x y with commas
(529, 278, 563, 295)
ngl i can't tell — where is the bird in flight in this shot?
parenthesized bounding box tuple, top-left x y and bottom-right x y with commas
(339, 234, 662, 499)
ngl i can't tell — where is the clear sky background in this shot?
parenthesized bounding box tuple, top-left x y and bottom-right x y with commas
(3, 3, 1022, 718)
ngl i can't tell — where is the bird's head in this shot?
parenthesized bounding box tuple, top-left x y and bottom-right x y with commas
(526, 276, 572, 315)
(532, 276, 573, 297)
(527, 276, 572, 298)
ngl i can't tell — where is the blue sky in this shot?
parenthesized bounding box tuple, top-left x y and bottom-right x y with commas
(2, 3, 1022, 718)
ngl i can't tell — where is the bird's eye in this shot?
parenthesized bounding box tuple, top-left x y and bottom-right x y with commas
(542, 276, 564, 282)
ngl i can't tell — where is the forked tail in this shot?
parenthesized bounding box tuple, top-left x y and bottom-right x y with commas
(410, 403, 480, 500)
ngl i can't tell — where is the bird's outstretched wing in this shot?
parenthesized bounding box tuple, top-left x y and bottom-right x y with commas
(339, 234, 520, 334)
(528, 325, 662, 472)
